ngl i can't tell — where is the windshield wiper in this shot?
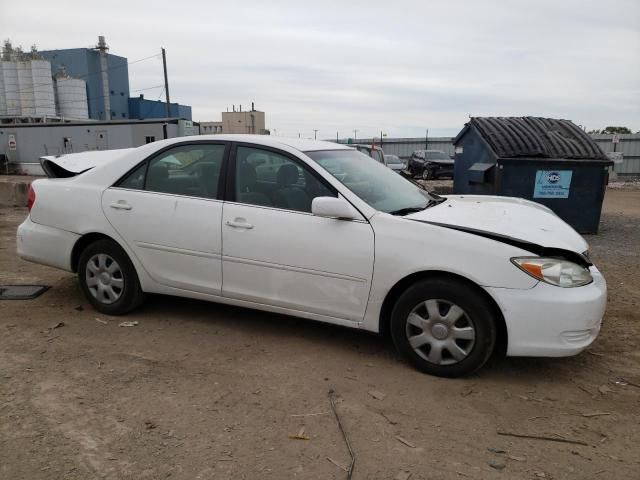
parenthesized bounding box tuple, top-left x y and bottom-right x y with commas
(389, 199, 445, 216)
(389, 205, 430, 216)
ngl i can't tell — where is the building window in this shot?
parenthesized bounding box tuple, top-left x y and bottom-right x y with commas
(145, 136, 156, 144)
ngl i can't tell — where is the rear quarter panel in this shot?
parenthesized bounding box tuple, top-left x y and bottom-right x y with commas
(28, 177, 157, 290)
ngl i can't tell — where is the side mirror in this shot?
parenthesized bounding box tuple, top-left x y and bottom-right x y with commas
(311, 197, 359, 220)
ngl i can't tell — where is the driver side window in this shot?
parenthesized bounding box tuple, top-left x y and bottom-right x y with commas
(235, 146, 336, 213)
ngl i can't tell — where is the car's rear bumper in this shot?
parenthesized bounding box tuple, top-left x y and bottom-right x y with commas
(486, 267, 607, 357)
(17, 216, 79, 272)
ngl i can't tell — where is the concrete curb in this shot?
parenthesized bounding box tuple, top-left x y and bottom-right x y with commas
(0, 176, 37, 207)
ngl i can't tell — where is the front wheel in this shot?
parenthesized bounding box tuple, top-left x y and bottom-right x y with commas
(390, 278, 496, 377)
(422, 168, 435, 180)
(78, 239, 145, 315)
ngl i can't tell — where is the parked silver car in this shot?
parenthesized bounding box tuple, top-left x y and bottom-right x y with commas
(349, 144, 405, 173)
(383, 154, 406, 173)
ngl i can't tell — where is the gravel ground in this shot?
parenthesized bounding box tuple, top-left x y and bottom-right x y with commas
(1, 188, 639, 480)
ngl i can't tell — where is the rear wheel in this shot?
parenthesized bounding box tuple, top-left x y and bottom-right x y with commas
(390, 278, 496, 377)
(78, 239, 145, 315)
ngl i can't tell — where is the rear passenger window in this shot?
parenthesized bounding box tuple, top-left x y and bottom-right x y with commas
(118, 144, 225, 199)
(119, 162, 146, 190)
(235, 146, 335, 213)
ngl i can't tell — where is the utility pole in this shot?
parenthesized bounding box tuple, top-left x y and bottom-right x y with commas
(354, 129, 358, 140)
(313, 129, 318, 140)
(336, 131, 339, 143)
(380, 130, 384, 148)
(425, 128, 429, 151)
(161, 47, 171, 118)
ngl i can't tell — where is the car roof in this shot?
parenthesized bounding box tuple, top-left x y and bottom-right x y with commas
(178, 134, 353, 152)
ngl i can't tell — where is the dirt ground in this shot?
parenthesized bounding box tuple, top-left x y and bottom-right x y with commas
(1, 188, 639, 480)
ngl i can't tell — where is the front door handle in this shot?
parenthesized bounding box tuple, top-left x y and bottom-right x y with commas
(226, 219, 254, 229)
(110, 201, 132, 210)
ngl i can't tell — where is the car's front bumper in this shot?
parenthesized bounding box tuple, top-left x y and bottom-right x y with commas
(17, 216, 79, 272)
(485, 266, 607, 357)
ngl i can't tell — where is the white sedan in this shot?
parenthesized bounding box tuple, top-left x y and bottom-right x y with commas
(17, 135, 607, 377)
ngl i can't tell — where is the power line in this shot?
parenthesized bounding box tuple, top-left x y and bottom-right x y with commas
(1, 84, 165, 116)
(140, 86, 166, 119)
(0, 52, 161, 96)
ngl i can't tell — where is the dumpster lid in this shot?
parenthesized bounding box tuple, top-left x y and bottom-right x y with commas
(455, 117, 608, 161)
(468, 162, 494, 172)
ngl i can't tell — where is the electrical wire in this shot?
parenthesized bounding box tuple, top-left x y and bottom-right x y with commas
(2, 84, 166, 113)
(139, 86, 167, 119)
(0, 52, 161, 96)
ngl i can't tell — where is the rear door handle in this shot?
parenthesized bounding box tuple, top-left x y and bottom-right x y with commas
(110, 201, 132, 211)
(226, 220, 253, 229)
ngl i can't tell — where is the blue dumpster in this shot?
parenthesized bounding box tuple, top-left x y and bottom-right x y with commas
(453, 117, 613, 233)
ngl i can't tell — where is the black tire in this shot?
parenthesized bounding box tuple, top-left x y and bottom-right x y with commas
(390, 277, 496, 377)
(422, 168, 434, 180)
(78, 239, 145, 315)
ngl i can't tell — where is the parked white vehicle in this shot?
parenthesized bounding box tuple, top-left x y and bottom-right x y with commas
(17, 135, 607, 377)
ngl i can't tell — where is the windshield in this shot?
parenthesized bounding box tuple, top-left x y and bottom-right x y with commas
(386, 155, 403, 164)
(426, 151, 450, 160)
(306, 150, 440, 214)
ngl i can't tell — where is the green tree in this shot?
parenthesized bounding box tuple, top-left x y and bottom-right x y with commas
(601, 126, 632, 134)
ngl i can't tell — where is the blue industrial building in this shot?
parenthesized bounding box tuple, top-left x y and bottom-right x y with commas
(128, 95, 192, 120)
(40, 48, 130, 121)
(40, 38, 192, 121)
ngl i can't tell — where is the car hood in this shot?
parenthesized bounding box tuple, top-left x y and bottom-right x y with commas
(406, 195, 588, 255)
(388, 163, 405, 170)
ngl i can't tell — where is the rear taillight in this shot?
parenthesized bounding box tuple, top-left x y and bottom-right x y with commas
(27, 185, 36, 212)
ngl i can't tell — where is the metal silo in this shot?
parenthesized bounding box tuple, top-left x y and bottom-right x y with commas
(0, 61, 20, 115)
(54, 67, 89, 120)
(28, 60, 56, 116)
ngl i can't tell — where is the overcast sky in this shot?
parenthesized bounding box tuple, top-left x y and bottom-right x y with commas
(3, 0, 639, 138)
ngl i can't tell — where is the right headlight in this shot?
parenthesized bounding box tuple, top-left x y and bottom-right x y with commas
(511, 257, 593, 287)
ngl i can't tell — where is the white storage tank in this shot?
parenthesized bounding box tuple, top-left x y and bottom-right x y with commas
(0, 61, 20, 115)
(54, 69, 88, 120)
(28, 60, 56, 116)
(0, 59, 56, 117)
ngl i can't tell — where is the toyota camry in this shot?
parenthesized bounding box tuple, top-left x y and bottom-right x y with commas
(17, 135, 607, 377)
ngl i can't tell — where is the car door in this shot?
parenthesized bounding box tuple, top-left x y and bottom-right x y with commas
(221, 144, 375, 323)
(102, 142, 228, 295)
